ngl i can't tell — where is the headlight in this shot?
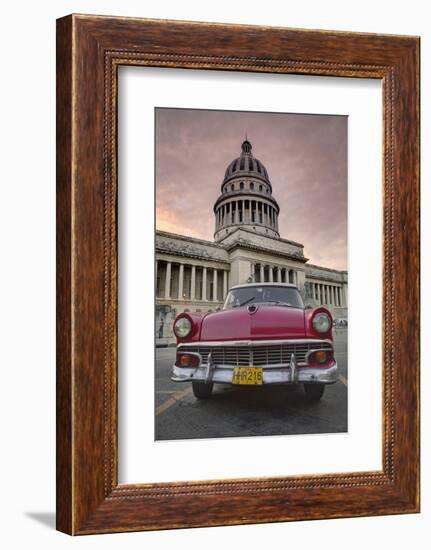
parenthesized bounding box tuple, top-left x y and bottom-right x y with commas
(174, 316, 192, 338)
(312, 312, 331, 333)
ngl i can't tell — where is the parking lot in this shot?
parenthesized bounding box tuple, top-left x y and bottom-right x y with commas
(155, 330, 347, 440)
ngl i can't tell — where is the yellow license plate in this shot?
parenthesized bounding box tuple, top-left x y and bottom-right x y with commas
(232, 367, 263, 385)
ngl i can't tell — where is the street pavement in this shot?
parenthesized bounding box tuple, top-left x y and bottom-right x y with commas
(155, 330, 348, 440)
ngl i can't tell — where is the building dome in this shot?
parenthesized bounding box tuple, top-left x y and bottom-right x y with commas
(214, 140, 280, 242)
(223, 140, 271, 187)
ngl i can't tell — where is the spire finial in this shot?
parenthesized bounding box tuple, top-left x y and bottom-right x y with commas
(241, 137, 252, 154)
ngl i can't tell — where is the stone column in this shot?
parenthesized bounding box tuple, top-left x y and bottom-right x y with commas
(242, 200, 245, 223)
(202, 267, 207, 301)
(260, 264, 265, 283)
(178, 263, 184, 300)
(191, 265, 196, 300)
(277, 268, 282, 282)
(223, 270, 228, 297)
(155, 260, 159, 296)
(269, 266, 273, 282)
(164, 261, 171, 299)
(213, 269, 218, 301)
(342, 284, 348, 307)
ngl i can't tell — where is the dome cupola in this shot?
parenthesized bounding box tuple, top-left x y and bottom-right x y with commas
(223, 139, 271, 188)
(241, 139, 252, 153)
(214, 139, 280, 242)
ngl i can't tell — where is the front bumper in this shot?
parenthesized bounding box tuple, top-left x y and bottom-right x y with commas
(171, 363, 338, 385)
(171, 339, 338, 386)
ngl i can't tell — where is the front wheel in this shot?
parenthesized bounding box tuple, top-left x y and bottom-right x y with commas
(304, 383, 325, 401)
(192, 381, 213, 399)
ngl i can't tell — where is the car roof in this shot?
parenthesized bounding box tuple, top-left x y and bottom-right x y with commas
(230, 282, 298, 290)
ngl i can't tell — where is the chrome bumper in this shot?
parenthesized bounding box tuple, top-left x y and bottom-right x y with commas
(171, 361, 338, 386)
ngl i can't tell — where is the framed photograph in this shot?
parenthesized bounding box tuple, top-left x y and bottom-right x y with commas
(56, 14, 420, 534)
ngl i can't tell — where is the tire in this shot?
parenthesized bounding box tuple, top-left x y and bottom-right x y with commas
(192, 381, 213, 399)
(304, 383, 325, 401)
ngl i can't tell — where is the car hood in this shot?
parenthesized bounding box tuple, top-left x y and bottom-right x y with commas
(199, 305, 306, 341)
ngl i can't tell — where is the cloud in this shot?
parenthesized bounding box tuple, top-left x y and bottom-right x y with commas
(156, 108, 347, 270)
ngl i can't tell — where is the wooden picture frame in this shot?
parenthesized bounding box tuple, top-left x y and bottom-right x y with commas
(56, 14, 420, 535)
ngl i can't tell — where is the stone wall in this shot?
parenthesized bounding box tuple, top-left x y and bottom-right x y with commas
(156, 230, 229, 263)
(219, 228, 305, 260)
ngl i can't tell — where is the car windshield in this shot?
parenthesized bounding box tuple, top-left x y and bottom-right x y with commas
(223, 285, 304, 310)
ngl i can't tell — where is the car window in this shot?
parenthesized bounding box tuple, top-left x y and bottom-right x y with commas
(224, 286, 304, 309)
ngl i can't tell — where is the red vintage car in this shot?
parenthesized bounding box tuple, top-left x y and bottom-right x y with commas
(171, 283, 338, 400)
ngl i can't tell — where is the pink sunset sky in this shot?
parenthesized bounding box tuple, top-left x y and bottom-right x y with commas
(155, 108, 347, 271)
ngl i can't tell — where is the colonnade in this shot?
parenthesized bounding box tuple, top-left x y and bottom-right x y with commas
(215, 199, 278, 232)
(309, 281, 345, 307)
(156, 260, 228, 302)
(253, 263, 298, 285)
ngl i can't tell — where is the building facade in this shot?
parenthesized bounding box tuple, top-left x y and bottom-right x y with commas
(156, 140, 348, 345)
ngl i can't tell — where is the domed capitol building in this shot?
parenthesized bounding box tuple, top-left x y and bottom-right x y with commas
(156, 139, 348, 345)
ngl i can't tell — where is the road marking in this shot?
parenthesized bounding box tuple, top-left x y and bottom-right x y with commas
(155, 385, 194, 416)
(339, 375, 348, 386)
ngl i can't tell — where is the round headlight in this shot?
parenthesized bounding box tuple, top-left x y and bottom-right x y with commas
(312, 312, 332, 333)
(174, 316, 192, 338)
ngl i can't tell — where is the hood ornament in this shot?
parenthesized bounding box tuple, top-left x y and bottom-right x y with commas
(247, 304, 258, 315)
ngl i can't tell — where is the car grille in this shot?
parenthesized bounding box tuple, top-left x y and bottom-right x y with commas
(180, 342, 333, 367)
